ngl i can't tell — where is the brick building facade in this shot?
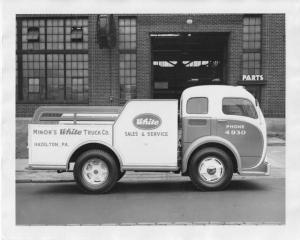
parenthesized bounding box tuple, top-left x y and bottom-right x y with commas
(16, 14, 285, 117)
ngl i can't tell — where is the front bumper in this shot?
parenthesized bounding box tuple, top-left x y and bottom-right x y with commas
(239, 162, 271, 176)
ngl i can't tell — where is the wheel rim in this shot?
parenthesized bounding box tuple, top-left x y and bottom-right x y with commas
(82, 158, 109, 185)
(198, 157, 224, 183)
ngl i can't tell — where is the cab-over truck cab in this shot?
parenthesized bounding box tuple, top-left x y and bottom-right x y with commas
(28, 85, 270, 193)
(180, 86, 269, 190)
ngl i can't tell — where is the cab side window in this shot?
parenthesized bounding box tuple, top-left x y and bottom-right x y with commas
(187, 97, 208, 114)
(222, 98, 258, 119)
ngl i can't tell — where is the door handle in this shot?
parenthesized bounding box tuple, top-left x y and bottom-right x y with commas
(217, 119, 227, 123)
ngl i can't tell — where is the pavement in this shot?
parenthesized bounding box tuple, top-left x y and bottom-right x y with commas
(16, 178, 285, 225)
(16, 137, 285, 183)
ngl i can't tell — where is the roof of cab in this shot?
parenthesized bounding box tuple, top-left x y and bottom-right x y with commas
(181, 85, 254, 100)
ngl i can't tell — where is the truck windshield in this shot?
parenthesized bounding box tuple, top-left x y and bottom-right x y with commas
(222, 98, 258, 119)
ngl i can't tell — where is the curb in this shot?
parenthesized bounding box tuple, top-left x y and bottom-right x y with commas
(16, 179, 75, 183)
(16, 174, 284, 184)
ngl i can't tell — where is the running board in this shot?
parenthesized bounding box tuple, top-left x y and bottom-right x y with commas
(28, 164, 66, 170)
(239, 163, 271, 176)
(122, 165, 179, 172)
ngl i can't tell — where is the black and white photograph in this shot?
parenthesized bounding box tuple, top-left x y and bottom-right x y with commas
(2, 0, 300, 239)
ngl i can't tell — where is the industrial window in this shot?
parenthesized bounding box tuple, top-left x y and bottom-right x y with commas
(222, 98, 257, 119)
(65, 19, 88, 50)
(71, 27, 83, 42)
(47, 54, 65, 100)
(119, 17, 137, 102)
(17, 17, 89, 103)
(186, 97, 208, 114)
(28, 78, 40, 93)
(22, 54, 45, 100)
(119, 18, 136, 50)
(242, 53, 261, 75)
(27, 27, 40, 42)
(243, 16, 261, 50)
(119, 53, 136, 100)
(22, 20, 45, 50)
(66, 54, 89, 102)
(242, 16, 262, 79)
(46, 19, 64, 50)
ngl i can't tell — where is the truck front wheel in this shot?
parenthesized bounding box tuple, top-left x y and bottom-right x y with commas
(188, 147, 233, 191)
(73, 149, 119, 193)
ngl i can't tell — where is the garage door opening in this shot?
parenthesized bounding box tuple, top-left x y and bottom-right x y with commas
(151, 33, 229, 99)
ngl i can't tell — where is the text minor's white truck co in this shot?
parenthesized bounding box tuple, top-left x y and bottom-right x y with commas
(28, 85, 270, 193)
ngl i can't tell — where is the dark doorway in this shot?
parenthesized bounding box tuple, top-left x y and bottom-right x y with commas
(151, 33, 228, 99)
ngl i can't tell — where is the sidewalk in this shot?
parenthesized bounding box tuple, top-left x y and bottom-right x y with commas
(16, 137, 285, 183)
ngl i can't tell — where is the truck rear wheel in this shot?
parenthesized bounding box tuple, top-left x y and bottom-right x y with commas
(188, 147, 233, 191)
(73, 149, 118, 193)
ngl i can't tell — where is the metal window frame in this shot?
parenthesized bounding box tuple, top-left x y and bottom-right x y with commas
(70, 26, 83, 42)
(241, 15, 262, 80)
(16, 16, 89, 104)
(118, 16, 137, 103)
(242, 15, 261, 52)
(27, 27, 40, 42)
(28, 78, 40, 93)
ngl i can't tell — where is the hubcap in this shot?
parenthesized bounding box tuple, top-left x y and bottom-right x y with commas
(82, 158, 109, 185)
(198, 157, 224, 183)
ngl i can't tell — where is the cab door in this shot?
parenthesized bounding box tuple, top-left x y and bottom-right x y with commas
(182, 97, 211, 147)
(216, 98, 266, 169)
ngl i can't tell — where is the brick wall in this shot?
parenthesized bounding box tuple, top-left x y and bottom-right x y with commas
(261, 14, 285, 117)
(16, 14, 285, 117)
(88, 15, 120, 106)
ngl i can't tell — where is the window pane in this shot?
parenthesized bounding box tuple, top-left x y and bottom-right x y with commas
(119, 52, 137, 101)
(27, 27, 40, 42)
(71, 27, 83, 42)
(22, 20, 45, 50)
(242, 16, 261, 51)
(187, 98, 208, 114)
(46, 54, 65, 100)
(118, 17, 137, 50)
(21, 54, 45, 100)
(242, 16, 261, 78)
(46, 19, 65, 50)
(65, 54, 89, 101)
(28, 78, 39, 93)
(65, 18, 88, 50)
(222, 98, 257, 119)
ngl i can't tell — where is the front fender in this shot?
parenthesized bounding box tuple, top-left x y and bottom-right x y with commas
(181, 136, 242, 174)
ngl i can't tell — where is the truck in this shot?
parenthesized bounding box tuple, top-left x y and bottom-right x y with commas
(28, 85, 270, 193)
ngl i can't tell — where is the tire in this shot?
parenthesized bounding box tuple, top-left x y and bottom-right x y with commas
(73, 149, 119, 193)
(188, 147, 233, 191)
(118, 171, 126, 181)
